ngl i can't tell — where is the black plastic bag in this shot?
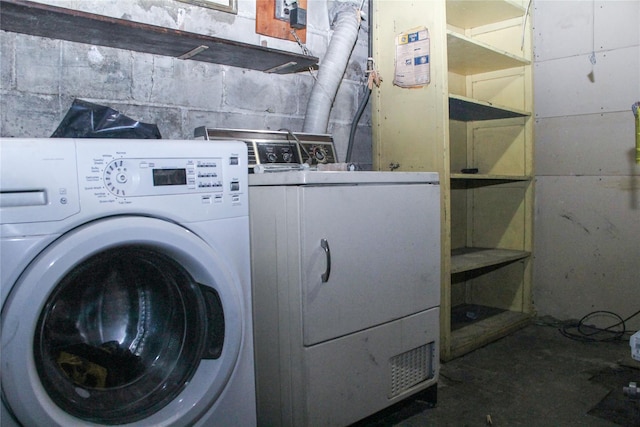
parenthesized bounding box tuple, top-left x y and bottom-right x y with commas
(51, 99, 161, 139)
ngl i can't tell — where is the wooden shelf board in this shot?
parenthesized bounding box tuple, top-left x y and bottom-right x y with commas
(451, 303, 506, 331)
(451, 247, 530, 274)
(447, 30, 529, 75)
(448, 310, 531, 360)
(446, 0, 525, 29)
(449, 94, 530, 121)
(0, 0, 318, 74)
(450, 173, 531, 181)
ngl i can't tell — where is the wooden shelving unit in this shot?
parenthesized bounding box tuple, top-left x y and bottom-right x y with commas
(445, 0, 526, 28)
(0, 0, 318, 74)
(451, 247, 530, 274)
(446, 31, 530, 75)
(449, 94, 529, 122)
(450, 174, 530, 181)
(373, 0, 534, 361)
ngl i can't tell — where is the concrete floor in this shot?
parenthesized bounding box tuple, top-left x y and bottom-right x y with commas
(357, 321, 640, 427)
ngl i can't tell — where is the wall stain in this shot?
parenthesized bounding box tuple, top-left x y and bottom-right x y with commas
(560, 212, 590, 234)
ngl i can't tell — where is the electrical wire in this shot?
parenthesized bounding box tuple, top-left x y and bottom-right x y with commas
(520, 0, 532, 52)
(279, 128, 311, 163)
(346, 0, 373, 163)
(346, 85, 370, 163)
(559, 309, 640, 343)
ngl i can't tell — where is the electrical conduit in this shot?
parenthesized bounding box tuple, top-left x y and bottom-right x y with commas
(346, 0, 373, 163)
(303, 1, 361, 135)
(633, 102, 640, 164)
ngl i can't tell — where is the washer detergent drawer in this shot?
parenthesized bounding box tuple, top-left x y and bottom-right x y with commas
(299, 183, 440, 346)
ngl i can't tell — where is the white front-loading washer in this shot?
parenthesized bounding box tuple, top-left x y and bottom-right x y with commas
(0, 138, 255, 427)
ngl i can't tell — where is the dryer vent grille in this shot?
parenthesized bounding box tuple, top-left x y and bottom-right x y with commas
(389, 342, 435, 398)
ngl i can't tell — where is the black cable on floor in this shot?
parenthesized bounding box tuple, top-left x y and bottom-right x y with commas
(559, 309, 640, 342)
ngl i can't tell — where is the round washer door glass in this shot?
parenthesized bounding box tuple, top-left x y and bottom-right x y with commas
(1, 216, 244, 427)
(34, 245, 219, 424)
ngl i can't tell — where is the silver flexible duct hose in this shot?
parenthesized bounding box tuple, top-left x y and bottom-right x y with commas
(302, 2, 361, 134)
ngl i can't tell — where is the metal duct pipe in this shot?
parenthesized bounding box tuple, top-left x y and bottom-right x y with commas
(303, 2, 361, 135)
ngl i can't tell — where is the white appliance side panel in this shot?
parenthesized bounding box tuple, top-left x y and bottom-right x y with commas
(249, 186, 305, 427)
(300, 183, 440, 346)
(303, 307, 440, 426)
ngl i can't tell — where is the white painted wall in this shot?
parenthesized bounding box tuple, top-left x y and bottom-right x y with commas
(533, 0, 640, 329)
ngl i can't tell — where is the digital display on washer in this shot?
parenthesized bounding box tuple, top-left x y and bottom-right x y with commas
(152, 168, 187, 186)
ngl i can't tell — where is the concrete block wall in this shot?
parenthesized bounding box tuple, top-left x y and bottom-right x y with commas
(0, 0, 373, 167)
(532, 0, 640, 329)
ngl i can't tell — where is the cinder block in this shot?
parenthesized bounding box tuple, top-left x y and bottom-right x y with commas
(264, 115, 305, 133)
(0, 93, 60, 137)
(60, 42, 132, 100)
(141, 55, 224, 109)
(15, 35, 60, 95)
(1, 31, 16, 91)
(1, 1, 372, 165)
(224, 68, 298, 115)
(186, 110, 268, 135)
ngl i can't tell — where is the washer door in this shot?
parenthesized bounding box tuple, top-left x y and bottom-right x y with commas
(1, 216, 243, 427)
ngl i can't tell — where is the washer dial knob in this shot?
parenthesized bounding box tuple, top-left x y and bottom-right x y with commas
(104, 159, 136, 196)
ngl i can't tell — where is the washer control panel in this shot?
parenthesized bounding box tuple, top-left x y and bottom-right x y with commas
(80, 140, 247, 220)
(103, 157, 229, 197)
(0, 138, 248, 229)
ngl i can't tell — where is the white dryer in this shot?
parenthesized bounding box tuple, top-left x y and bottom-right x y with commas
(0, 139, 256, 427)
(249, 171, 440, 426)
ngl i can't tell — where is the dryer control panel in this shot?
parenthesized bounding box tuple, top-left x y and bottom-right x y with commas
(194, 127, 337, 170)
